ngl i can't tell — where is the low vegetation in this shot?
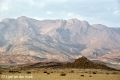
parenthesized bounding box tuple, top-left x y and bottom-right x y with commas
(47, 72, 50, 75)
(80, 74, 84, 77)
(60, 72, 66, 76)
(9, 70, 20, 73)
(0, 68, 120, 80)
(92, 71, 97, 74)
(27, 71, 31, 74)
(43, 71, 48, 73)
(0, 57, 120, 80)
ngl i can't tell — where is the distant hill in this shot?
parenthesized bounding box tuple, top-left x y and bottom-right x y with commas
(0, 16, 120, 64)
(24, 56, 116, 70)
(64, 56, 113, 70)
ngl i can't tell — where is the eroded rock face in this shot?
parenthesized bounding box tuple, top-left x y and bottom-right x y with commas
(0, 16, 120, 64)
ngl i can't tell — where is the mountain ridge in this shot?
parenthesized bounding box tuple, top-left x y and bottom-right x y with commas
(0, 16, 120, 64)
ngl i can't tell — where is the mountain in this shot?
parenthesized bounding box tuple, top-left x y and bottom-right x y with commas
(0, 55, 46, 64)
(0, 16, 120, 64)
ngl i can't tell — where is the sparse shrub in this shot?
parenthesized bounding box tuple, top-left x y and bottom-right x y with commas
(92, 72, 96, 74)
(89, 75, 92, 77)
(60, 73, 66, 76)
(9, 70, 12, 73)
(112, 72, 117, 74)
(47, 72, 50, 75)
(106, 72, 109, 75)
(18, 72, 21, 73)
(81, 74, 84, 77)
(43, 71, 47, 73)
(0, 72, 2, 74)
(9, 70, 14, 73)
(9, 70, 20, 73)
(27, 71, 31, 74)
(70, 70, 74, 73)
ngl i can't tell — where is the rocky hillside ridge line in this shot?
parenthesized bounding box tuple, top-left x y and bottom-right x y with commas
(0, 16, 120, 64)
(64, 56, 116, 70)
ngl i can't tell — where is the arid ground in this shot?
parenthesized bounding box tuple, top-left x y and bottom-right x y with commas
(0, 68, 120, 80)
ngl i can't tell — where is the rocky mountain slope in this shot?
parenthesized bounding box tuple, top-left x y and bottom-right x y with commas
(64, 56, 114, 70)
(0, 16, 120, 64)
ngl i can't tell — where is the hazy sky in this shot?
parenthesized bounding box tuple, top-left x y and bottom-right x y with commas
(0, 0, 120, 27)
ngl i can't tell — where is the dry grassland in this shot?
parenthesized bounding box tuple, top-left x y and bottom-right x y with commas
(0, 69, 120, 80)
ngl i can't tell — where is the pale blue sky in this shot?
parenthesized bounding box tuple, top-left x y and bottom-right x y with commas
(0, 0, 120, 27)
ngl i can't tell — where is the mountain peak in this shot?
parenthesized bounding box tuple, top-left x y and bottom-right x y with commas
(67, 18, 80, 23)
(18, 16, 28, 18)
(17, 16, 29, 21)
(79, 56, 88, 60)
(74, 56, 89, 64)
